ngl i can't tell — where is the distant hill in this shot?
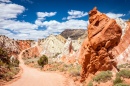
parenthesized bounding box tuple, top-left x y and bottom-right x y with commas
(60, 29, 87, 40)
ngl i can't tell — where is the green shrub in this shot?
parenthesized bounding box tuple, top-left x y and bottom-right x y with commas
(113, 77, 123, 85)
(0, 48, 10, 65)
(87, 81, 93, 86)
(93, 71, 112, 82)
(37, 55, 48, 67)
(12, 58, 19, 67)
(117, 69, 130, 78)
(114, 83, 130, 86)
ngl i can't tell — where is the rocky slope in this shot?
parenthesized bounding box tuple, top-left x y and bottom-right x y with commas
(78, 7, 122, 82)
(17, 40, 33, 51)
(22, 46, 41, 58)
(0, 35, 20, 82)
(60, 29, 87, 40)
(41, 35, 64, 57)
(72, 39, 84, 51)
(56, 35, 66, 43)
(56, 37, 76, 64)
(0, 35, 20, 56)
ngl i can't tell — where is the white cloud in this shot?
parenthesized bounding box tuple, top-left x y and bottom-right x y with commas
(2, 20, 38, 30)
(0, 2, 37, 30)
(41, 19, 88, 35)
(0, 29, 10, 34)
(0, 3, 25, 19)
(37, 12, 57, 21)
(0, 0, 38, 40)
(63, 10, 88, 20)
(106, 12, 125, 19)
(35, 12, 57, 26)
(0, 0, 11, 3)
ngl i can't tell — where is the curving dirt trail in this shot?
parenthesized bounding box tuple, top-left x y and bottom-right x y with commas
(6, 49, 75, 86)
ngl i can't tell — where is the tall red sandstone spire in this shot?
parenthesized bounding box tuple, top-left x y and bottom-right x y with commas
(79, 7, 122, 82)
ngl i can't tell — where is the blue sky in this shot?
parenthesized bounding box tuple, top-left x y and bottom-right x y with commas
(0, 0, 130, 40)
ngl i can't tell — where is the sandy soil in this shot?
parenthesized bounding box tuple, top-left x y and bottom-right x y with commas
(6, 49, 75, 86)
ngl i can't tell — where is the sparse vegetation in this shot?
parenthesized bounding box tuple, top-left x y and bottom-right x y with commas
(116, 69, 130, 78)
(93, 71, 112, 82)
(114, 83, 130, 86)
(52, 53, 60, 58)
(0, 48, 19, 81)
(87, 81, 93, 86)
(118, 63, 130, 69)
(37, 55, 48, 67)
(68, 64, 81, 77)
(113, 77, 123, 85)
(22, 54, 130, 86)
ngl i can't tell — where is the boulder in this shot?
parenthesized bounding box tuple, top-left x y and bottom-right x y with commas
(79, 7, 122, 82)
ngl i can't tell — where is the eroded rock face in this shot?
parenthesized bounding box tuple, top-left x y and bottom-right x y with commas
(58, 37, 76, 63)
(17, 40, 32, 51)
(22, 46, 40, 58)
(115, 18, 128, 37)
(0, 35, 20, 57)
(62, 37, 73, 55)
(112, 22, 130, 65)
(41, 35, 64, 57)
(79, 7, 122, 82)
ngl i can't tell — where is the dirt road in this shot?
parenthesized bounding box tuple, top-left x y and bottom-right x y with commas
(6, 50, 75, 86)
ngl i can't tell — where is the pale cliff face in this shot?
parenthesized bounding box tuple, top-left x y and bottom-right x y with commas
(113, 21, 130, 65)
(41, 35, 64, 57)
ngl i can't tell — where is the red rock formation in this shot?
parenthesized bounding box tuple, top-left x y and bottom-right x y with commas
(17, 40, 42, 59)
(79, 7, 122, 82)
(22, 46, 40, 58)
(17, 40, 32, 51)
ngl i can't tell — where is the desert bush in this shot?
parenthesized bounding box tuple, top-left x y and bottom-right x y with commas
(0, 48, 10, 65)
(3, 71, 14, 81)
(11, 58, 19, 67)
(68, 64, 81, 76)
(37, 55, 48, 67)
(93, 71, 112, 82)
(114, 83, 130, 86)
(0, 48, 20, 81)
(87, 81, 93, 86)
(59, 67, 66, 72)
(113, 76, 123, 85)
(117, 69, 130, 78)
(118, 63, 130, 69)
